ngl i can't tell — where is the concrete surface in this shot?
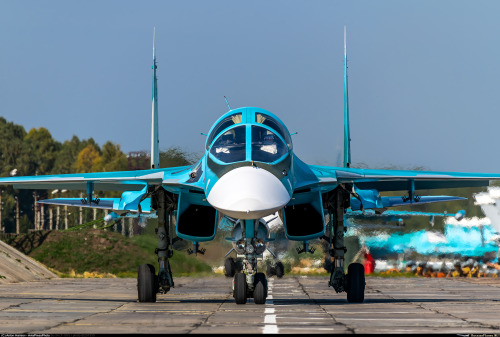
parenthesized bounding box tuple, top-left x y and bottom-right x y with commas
(0, 239, 58, 284)
(1, 275, 500, 334)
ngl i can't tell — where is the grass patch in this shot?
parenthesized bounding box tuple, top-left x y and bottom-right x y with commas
(4, 228, 213, 277)
(131, 233, 212, 276)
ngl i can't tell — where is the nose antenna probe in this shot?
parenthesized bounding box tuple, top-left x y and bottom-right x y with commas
(224, 96, 231, 111)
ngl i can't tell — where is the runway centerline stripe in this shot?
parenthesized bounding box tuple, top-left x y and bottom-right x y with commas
(263, 278, 278, 334)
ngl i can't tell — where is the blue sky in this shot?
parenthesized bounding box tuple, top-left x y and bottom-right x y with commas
(1, 0, 500, 172)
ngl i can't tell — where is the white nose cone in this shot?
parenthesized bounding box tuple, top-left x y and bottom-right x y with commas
(207, 166, 291, 219)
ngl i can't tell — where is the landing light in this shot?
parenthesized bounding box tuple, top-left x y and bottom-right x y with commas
(236, 239, 246, 254)
(253, 238, 266, 254)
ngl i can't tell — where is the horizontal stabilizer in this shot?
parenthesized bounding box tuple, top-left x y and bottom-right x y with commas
(381, 195, 466, 208)
(350, 195, 466, 211)
(38, 197, 152, 213)
(38, 198, 117, 209)
(347, 209, 463, 219)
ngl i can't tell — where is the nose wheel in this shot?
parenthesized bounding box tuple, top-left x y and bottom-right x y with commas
(233, 272, 247, 304)
(253, 272, 268, 304)
(233, 272, 268, 305)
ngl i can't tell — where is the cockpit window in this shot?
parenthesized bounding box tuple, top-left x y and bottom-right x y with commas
(251, 126, 288, 163)
(209, 125, 246, 163)
(206, 113, 243, 150)
(255, 113, 292, 149)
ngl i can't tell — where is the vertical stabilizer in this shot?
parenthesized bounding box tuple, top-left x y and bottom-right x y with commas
(343, 26, 351, 168)
(151, 28, 160, 169)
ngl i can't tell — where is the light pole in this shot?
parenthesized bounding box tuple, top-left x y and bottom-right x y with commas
(33, 192, 38, 231)
(0, 190, 3, 233)
(15, 196, 19, 234)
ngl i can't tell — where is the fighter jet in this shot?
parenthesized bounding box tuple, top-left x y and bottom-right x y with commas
(1, 28, 500, 305)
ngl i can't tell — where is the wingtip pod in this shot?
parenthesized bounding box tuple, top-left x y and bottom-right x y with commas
(104, 212, 120, 222)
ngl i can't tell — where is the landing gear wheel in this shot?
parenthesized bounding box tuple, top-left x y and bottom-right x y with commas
(253, 272, 268, 304)
(225, 257, 236, 277)
(138, 264, 157, 303)
(346, 263, 365, 303)
(275, 261, 284, 278)
(233, 273, 247, 304)
(266, 264, 274, 277)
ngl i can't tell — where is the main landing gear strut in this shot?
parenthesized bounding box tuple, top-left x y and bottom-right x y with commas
(325, 187, 365, 303)
(138, 187, 175, 303)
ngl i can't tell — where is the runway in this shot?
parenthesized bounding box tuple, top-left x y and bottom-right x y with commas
(1, 275, 500, 334)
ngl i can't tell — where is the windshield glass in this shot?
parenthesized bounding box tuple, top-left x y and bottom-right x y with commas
(206, 113, 243, 150)
(209, 125, 246, 163)
(251, 126, 288, 163)
(255, 113, 292, 149)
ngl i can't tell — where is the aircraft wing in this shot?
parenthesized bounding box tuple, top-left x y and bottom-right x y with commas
(29, 164, 207, 215)
(0, 165, 197, 192)
(308, 165, 500, 192)
(0, 164, 208, 214)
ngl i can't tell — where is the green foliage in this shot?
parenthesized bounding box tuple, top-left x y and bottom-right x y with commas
(3, 229, 212, 276)
(25, 127, 58, 175)
(100, 142, 128, 172)
(0, 117, 28, 177)
(52, 136, 97, 174)
(0, 117, 155, 232)
(131, 233, 212, 276)
(75, 144, 102, 173)
(160, 146, 200, 167)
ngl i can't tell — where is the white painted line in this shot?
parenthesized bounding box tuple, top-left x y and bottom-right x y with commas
(263, 278, 279, 334)
(265, 307, 275, 314)
(264, 314, 277, 324)
(263, 324, 279, 334)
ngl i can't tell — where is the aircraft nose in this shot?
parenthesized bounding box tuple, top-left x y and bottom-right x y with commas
(207, 166, 291, 219)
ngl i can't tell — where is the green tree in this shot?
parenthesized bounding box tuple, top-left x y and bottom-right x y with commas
(25, 127, 59, 176)
(0, 117, 29, 176)
(52, 136, 101, 174)
(75, 144, 102, 173)
(101, 141, 127, 172)
(160, 146, 199, 167)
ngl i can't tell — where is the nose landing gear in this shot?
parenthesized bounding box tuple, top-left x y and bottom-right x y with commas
(233, 270, 269, 305)
(233, 272, 248, 304)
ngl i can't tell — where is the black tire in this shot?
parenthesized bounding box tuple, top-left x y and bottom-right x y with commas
(235, 260, 243, 273)
(266, 263, 274, 277)
(254, 282, 266, 304)
(275, 261, 284, 278)
(138, 264, 156, 303)
(234, 273, 247, 304)
(254, 272, 267, 304)
(346, 263, 365, 303)
(324, 257, 333, 273)
(224, 258, 236, 277)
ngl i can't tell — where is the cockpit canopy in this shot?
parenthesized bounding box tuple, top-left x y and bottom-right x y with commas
(206, 109, 292, 164)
